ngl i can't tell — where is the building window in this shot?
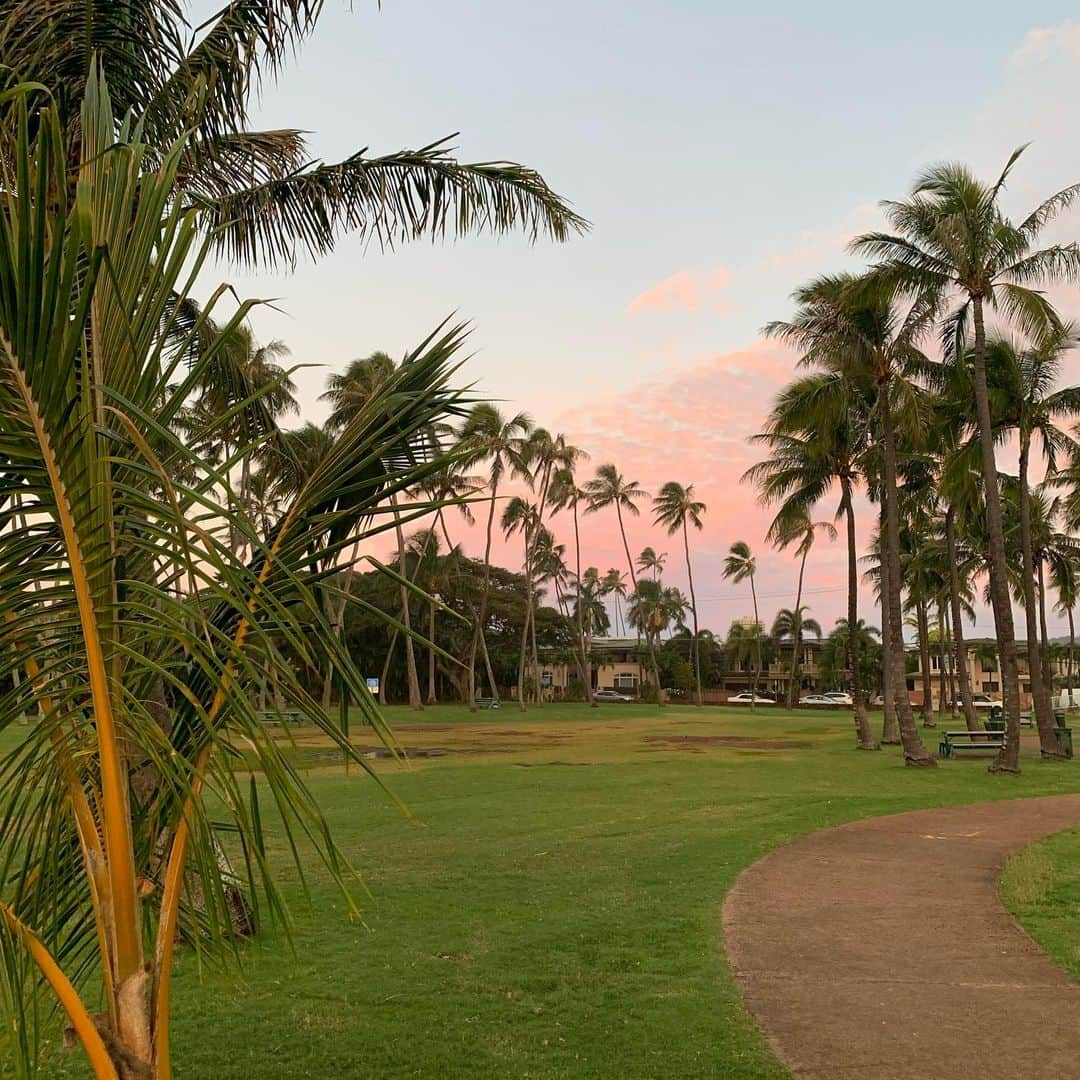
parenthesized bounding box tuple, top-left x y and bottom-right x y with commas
(982, 660, 995, 673)
(613, 673, 638, 691)
(906, 678, 916, 692)
(983, 681, 1000, 693)
(931, 656, 939, 671)
(1022, 683, 1032, 694)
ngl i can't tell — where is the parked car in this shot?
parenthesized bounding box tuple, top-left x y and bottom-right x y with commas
(728, 692, 776, 704)
(801, 693, 840, 706)
(965, 693, 1002, 710)
(593, 689, 633, 702)
(821, 691, 853, 706)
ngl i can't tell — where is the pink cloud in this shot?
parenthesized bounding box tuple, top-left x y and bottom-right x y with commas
(625, 268, 733, 315)
(766, 203, 881, 272)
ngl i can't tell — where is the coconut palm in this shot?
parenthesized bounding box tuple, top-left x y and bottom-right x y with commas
(722, 541, 764, 711)
(0, 77, 471, 1077)
(627, 581, 688, 651)
(549, 466, 596, 705)
(501, 496, 541, 709)
(1052, 550, 1080, 708)
(773, 514, 836, 706)
(322, 350, 425, 709)
(771, 607, 823, 693)
(765, 272, 936, 765)
(652, 482, 707, 706)
(746, 370, 878, 748)
(851, 149, 1080, 771)
(988, 329, 1080, 755)
(584, 465, 663, 700)
(637, 546, 667, 582)
(457, 405, 532, 709)
(0, 3, 587, 271)
(601, 568, 629, 635)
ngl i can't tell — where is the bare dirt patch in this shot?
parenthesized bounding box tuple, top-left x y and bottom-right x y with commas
(642, 735, 812, 751)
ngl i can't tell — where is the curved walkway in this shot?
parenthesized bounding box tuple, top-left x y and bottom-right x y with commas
(722, 794, 1080, 1080)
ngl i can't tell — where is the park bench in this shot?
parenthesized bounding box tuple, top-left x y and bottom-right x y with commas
(475, 697, 501, 710)
(939, 730, 1005, 759)
(258, 709, 304, 726)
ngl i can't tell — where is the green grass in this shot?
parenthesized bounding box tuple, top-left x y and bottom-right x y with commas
(20, 704, 1080, 1077)
(1001, 825, 1080, 981)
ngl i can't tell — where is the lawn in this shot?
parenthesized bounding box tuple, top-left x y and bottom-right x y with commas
(20, 704, 1080, 1078)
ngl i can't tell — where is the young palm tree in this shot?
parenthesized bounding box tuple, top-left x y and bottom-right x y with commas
(653, 482, 707, 706)
(746, 371, 879, 747)
(0, 3, 587, 270)
(722, 542, 764, 711)
(851, 149, 1080, 772)
(457, 405, 532, 709)
(1052, 551, 1080, 708)
(0, 76, 471, 1077)
(765, 273, 935, 765)
(584, 465, 664, 701)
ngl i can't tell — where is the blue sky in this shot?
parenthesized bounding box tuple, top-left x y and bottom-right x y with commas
(192, 1, 1080, 633)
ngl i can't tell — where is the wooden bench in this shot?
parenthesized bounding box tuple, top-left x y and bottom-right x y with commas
(940, 730, 1005, 759)
(475, 697, 501, 710)
(258, 709, 304, 726)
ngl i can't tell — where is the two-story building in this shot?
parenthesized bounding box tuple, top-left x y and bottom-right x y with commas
(527, 636, 650, 700)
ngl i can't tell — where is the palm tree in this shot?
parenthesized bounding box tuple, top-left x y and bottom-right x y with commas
(1052, 550, 1080, 708)
(628, 581, 688, 651)
(989, 329, 1080, 756)
(771, 607, 823, 694)
(0, 80, 472, 1077)
(851, 149, 1080, 772)
(601, 568, 629, 635)
(0, 5, 587, 271)
(820, 620, 883, 700)
(550, 466, 596, 705)
(323, 350, 424, 709)
(576, 568, 612, 688)
(502, 496, 541, 709)
(584, 465, 663, 701)
(773, 514, 836, 706)
(637, 546, 668, 582)
(724, 620, 767, 694)
(765, 272, 936, 765)
(746, 370, 878, 748)
(458, 404, 532, 709)
(653, 482, 707, 706)
(722, 541, 763, 711)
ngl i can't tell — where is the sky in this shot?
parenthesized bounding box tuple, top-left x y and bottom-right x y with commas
(192, 1, 1080, 638)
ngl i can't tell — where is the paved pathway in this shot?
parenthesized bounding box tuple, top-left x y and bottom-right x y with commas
(722, 795, 1080, 1079)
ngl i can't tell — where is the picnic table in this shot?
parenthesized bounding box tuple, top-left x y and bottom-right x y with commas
(475, 697, 501, 710)
(258, 709, 304, 726)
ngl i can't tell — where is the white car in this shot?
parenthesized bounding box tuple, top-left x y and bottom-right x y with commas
(728, 692, 776, 704)
(821, 691, 853, 706)
(969, 693, 1001, 710)
(801, 693, 840, 706)
(593, 689, 633, 702)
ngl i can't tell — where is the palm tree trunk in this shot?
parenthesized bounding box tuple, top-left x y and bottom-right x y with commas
(322, 539, 361, 714)
(1069, 606, 1076, 708)
(787, 550, 807, 709)
(879, 549, 900, 744)
(517, 530, 531, 712)
(1038, 559, 1055, 715)
(936, 602, 947, 723)
(380, 629, 397, 704)
(427, 598, 437, 704)
(615, 502, 663, 705)
(392, 498, 422, 710)
(682, 521, 703, 707)
(573, 500, 596, 707)
(749, 573, 762, 712)
(843, 478, 877, 749)
(916, 597, 934, 727)
(971, 295, 1022, 771)
(1018, 429, 1061, 756)
(945, 507, 981, 731)
(880, 387, 934, 765)
(468, 482, 500, 711)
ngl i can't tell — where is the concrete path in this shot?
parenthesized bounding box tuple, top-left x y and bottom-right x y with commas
(722, 795, 1080, 1079)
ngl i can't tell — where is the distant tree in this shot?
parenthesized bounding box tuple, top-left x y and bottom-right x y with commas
(722, 542, 763, 710)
